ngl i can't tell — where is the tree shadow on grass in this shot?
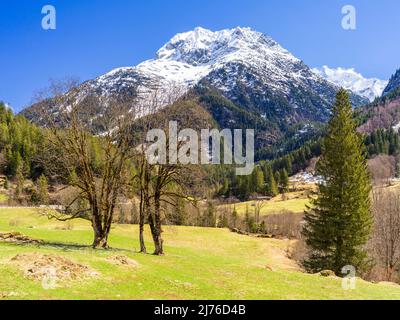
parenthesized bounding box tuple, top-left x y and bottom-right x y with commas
(43, 241, 140, 254)
(0, 239, 136, 254)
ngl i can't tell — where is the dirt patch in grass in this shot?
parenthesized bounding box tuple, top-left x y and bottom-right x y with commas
(106, 255, 139, 268)
(319, 270, 338, 278)
(0, 232, 43, 245)
(10, 253, 98, 282)
(0, 291, 23, 299)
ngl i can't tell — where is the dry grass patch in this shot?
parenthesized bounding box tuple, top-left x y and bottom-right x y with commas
(106, 255, 139, 268)
(0, 232, 43, 244)
(10, 253, 98, 282)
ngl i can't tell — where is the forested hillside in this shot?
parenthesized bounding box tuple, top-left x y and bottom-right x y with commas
(0, 103, 44, 180)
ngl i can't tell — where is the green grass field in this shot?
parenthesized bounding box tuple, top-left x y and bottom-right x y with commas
(221, 196, 310, 216)
(1, 208, 400, 300)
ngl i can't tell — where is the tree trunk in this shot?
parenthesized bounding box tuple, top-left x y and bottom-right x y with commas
(92, 228, 109, 248)
(139, 190, 147, 253)
(152, 230, 164, 255)
(386, 264, 395, 281)
(149, 191, 164, 255)
(91, 214, 109, 249)
(138, 163, 149, 253)
(149, 214, 164, 255)
(139, 206, 147, 254)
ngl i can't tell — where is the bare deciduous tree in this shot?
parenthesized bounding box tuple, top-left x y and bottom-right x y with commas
(368, 155, 396, 186)
(370, 189, 400, 281)
(131, 88, 165, 254)
(36, 81, 137, 248)
(253, 200, 266, 225)
(132, 88, 204, 255)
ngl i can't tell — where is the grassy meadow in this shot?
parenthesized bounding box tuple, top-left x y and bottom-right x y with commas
(0, 208, 400, 300)
(220, 191, 310, 216)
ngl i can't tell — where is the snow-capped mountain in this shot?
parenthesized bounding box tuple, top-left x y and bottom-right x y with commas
(312, 66, 388, 102)
(23, 27, 367, 130)
(94, 27, 315, 96)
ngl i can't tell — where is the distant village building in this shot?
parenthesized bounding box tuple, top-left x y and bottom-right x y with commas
(290, 171, 324, 185)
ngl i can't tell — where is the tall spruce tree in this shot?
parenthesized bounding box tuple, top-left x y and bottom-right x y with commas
(252, 166, 265, 194)
(302, 89, 372, 275)
(265, 166, 278, 197)
(279, 169, 289, 194)
(15, 164, 24, 200)
(37, 174, 49, 205)
(274, 171, 281, 190)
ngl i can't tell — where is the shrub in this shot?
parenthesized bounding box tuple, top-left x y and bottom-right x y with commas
(260, 210, 303, 239)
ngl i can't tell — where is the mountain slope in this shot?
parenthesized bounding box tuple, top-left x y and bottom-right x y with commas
(312, 66, 388, 102)
(357, 74, 400, 134)
(383, 68, 400, 96)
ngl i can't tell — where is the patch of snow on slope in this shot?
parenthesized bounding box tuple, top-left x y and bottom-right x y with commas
(393, 122, 400, 133)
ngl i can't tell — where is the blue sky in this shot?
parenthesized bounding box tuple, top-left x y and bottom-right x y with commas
(1, 0, 399, 112)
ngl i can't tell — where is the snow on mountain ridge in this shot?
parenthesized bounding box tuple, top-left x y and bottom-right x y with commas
(137, 26, 302, 90)
(155, 27, 293, 65)
(90, 26, 312, 101)
(312, 66, 388, 102)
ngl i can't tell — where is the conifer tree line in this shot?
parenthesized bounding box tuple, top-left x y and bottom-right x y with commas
(364, 128, 400, 156)
(0, 103, 43, 179)
(216, 142, 320, 201)
(0, 103, 53, 204)
(215, 114, 400, 202)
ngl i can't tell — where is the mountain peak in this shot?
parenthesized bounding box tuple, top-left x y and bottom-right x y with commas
(155, 26, 281, 66)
